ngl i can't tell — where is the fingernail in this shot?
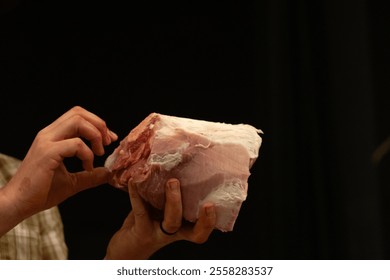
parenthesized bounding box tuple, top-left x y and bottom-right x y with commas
(168, 180, 179, 192)
(109, 130, 118, 140)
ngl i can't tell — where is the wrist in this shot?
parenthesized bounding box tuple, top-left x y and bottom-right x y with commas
(104, 243, 156, 260)
(104, 231, 160, 260)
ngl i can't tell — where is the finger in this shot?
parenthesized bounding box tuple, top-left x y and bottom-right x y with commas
(127, 180, 149, 228)
(68, 106, 118, 145)
(50, 138, 95, 171)
(161, 179, 182, 234)
(45, 114, 108, 156)
(71, 167, 111, 193)
(181, 203, 216, 244)
(44, 106, 118, 146)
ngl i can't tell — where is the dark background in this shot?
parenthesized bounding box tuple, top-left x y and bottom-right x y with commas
(1, 0, 389, 259)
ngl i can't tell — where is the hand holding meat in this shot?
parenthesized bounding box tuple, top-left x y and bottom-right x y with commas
(0, 106, 118, 236)
(0, 106, 218, 260)
(105, 178, 216, 260)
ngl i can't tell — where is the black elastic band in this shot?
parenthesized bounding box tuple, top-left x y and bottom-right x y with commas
(160, 220, 178, 235)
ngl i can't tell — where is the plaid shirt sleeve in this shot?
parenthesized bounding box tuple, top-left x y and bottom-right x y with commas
(0, 153, 68, 259)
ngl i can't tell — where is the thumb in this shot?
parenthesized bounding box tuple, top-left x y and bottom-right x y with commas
(71, 167, 111, 193)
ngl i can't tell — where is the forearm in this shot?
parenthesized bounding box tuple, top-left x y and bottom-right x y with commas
(0, 187, 24, 237)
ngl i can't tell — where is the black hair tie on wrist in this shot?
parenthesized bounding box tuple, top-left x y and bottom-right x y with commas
(160, 220, 178, 235)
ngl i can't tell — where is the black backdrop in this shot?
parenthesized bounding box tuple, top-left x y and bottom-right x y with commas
(1, 1, 389, 259)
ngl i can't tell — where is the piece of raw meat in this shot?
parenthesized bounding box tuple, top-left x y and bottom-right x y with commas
(104, 113, 263, 232)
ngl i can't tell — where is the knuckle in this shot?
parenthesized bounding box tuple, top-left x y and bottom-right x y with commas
(71, 105, 84, 113)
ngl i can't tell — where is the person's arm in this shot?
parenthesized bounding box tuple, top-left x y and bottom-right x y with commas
(105, 178, 216, 260)
(0, 188, 23, 236)
(0, 106, 117, 237)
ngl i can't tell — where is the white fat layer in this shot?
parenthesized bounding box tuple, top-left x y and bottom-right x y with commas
(199, 180, 247, 230)
(201, 180, 247, 206)
(156, 114, 263, 159)
(148, 152, 182, 171)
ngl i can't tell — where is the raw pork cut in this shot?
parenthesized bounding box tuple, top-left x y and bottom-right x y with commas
(104, 113, 263, 232)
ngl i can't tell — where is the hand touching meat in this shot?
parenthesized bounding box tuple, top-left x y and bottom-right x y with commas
(0, 106, 217, 259)
(0, 106, 118, 236)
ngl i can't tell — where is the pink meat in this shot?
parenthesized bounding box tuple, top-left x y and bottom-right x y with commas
(104, 113, 263, 232)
